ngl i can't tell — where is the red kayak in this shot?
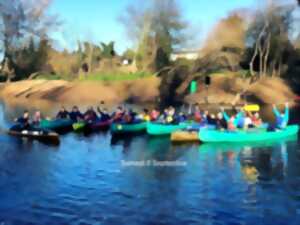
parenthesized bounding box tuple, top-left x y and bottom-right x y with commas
(86, 120, 112, 132)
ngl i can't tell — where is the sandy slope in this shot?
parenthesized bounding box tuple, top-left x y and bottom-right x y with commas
(0, 77, 160, 108)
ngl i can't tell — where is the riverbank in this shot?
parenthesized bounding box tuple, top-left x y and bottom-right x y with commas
(0, 75, 296, 112)
(0, 77, 160, 109)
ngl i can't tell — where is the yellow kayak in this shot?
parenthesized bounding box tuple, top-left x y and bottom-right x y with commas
(171, 130, 199, 142)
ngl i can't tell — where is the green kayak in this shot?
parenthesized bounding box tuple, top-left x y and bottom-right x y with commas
(199, 125, 299, 143)
(111, 122, 148, 134)
(146, 122, 189, 136)
(40, 119, 73, 132)
(73, 122, 86, 132)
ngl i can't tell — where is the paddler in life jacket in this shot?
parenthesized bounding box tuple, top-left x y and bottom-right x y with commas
(272, 102, 289, 129)
(84, 106, 98, 122)
(112, 106, 125, 122)
(56, 106, 69, 119)
(33, 111, 42, 126)
(221, 107, 244, 131)
(248, 111, 262, 128)
(15, 110, 31, 129)
(138, 108, 151, 122)
(69, 106, 84, 122)
(150, 108, 160, 121)
(97, 107, 111, 122)
(166, 106, 176, 124)
(216, 112, 227, 130)
(194, 105, 202, 123)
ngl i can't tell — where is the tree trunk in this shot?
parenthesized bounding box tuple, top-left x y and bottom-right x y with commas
(249, 23, 267, 77)
(249, 42, 259, 76)
(263, 34, 271, 76)
(258, 43, 263, 77)
(88, 44, 94, 73)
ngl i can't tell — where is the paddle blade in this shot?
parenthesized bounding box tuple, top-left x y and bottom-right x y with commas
(244, 104, 260, 112)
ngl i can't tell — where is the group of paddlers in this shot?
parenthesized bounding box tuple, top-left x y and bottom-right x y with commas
(15, 102, 290, 131)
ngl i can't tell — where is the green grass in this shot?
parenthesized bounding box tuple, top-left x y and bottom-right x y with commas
(34, 71, 153, 82)
(78, 71, 153, 81)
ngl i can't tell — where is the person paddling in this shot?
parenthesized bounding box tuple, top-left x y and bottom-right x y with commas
(33, 111, 42, 126)
(272, 102, 289, 129)
(215, 112, 227, 130)
(97, 107, 111, 122)
(56, 106, 69, 119)
(112, 106, 125, 122)
(15, 110, 31, 130)
(84, 107, 98, 122)
(221, 107, 243, 131)
(150, 108, 160, 121)
(69, 106, 83, 122)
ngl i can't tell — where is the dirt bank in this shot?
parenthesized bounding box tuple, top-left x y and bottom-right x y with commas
(0, 77, 160, 109)
(184, 75, 296, 107)
(0, 75, 296, 112)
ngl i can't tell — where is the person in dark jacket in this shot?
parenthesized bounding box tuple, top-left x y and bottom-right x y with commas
(56, 106, 69, 119)
(97, 107, 111, 122)
(215, 112, 227, 130)
(84, 107, 98, 122)
(69, 106, 83, 122)
(15, 110, 31, 130)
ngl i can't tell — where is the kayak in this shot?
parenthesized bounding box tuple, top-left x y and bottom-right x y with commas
(198, 125, 299, 143)
(199, 135, 298, 152)
(40, 119, 73, 132)
(73, 122, 86, 132)
(170, 124, 215, 142)
(111, 122, 147, 134)
(171, 130, 199, 142)
(8, 125, 60, 145)
(73, 120, 111, 133)
(147, 122, 189, 136)
(87, 120, 111, 131)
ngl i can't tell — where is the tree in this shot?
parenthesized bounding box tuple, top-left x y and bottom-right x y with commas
(100, 41, 115, 58)
(0, 0, 58, 81)
(245, 2, 295, 78)
(120, 0, 188, 72)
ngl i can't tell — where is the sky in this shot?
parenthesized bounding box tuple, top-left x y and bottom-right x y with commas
(49, 0, 258, 53)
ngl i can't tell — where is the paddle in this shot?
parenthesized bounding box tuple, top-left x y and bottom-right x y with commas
(243, 104, 260, 112)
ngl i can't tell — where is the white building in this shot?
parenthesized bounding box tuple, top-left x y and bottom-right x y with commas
(170, 50, 199, 61)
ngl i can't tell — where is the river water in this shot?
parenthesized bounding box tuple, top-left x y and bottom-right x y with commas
(0, 103, 300, 225)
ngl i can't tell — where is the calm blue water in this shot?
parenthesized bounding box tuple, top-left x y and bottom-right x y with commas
(0, 103, 300, 225)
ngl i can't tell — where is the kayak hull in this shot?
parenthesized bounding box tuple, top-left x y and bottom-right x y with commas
(171, 131, 199, 142)
(147, 122, 189, 136)
(199, 125, 299, 143)
(73, 122, 86, 132)
(87, 120, 111, 131)
(40, 119, 73, 133)
(73, 120, 111, 133)
(111, 122, 147, 134)
(8, 129, 60, 145)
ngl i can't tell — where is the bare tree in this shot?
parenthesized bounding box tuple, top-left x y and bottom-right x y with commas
(119, 0, 188, 72)
(0, 0, 59, 81)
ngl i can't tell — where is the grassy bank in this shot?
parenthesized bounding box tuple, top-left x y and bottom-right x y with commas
(35, 72, 153, 82)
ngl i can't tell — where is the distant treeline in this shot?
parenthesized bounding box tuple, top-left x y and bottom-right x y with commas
(0, 0, 300, 95)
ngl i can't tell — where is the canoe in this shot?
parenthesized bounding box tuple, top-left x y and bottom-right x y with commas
(171, 130, 199, 142)
(73, 122, 86, 132)
(198, 125, 299, 143)
(198, 135, 298, 152)
(111, 122, 147, 134)
(40, 119, 73, 132)
(87, 120, 111, 131)
(146, 122, 189, 136)
(73, 120, 111, 133)
(8, 126, 60, 145)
